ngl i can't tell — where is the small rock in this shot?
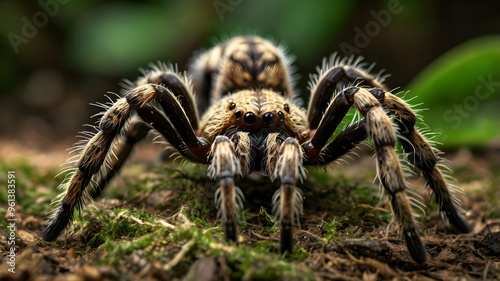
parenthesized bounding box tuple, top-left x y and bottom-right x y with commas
(55, 274, 84, 281)
(18, 230, 36, 245)
(67, 248, 78, 260)
(184, 257, 217, 281)
(128, 253, 149, 274)
(33, 276, 54, 281)
(22, 215, 42, 230)
(81, 265, 100, 281)
(435, 247, 457, 261)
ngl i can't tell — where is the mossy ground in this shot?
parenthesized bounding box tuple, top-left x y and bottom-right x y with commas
(0, 143, 499, 280)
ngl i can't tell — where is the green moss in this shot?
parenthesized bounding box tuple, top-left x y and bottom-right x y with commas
(167, 217, 314, 280)
(190, 215, 212, 229)
(0, 208, 7, 229)
(304, 167, 392, 227)
(82, 202, 314, 279)
(98, 228, 168, 266)
(75, 207, 158, 249)
(322, 215, 349, 242)
(289, 247, 310, 260)
(485, 180, 500, 218)
(8, 148, 495, 280)
(0, 160, 59, 217)
(116, 163, 217, 220)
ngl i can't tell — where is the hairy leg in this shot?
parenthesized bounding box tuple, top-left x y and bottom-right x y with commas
(92, 65, 205, 197)
(307, 55, 389, 130)
(271, 137, 305, 254)
(306, 119, 368, 166)
(45, 83, 211, 241)
(90, 119, 152, 198)
(131, 63, 200, 130)
(347, 87, 427, 263)
(303, 87, 355, 162)
(304, 86, 470, 261)
(208, 136, 243, 242)
(44, 98, 132, 241)
(126, 84, 211, 162)
(381, 92, 470, 233)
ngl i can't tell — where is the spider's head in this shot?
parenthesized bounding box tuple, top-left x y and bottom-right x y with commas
(224, 90, 293, 131)
(201, 89, 308, 143)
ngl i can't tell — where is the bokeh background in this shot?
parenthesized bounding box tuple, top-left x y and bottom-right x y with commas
(1, 0, 500, 151)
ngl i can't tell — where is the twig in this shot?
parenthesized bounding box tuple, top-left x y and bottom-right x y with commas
(163, 239, 195, 272)
(296, 229, 324, 242)
(202, 227, 219, 234)
(357, 203, 390, 213)
(345, 251, 397, 278)
(128, 215, 156, 227)
(157, 219, 176, 230)
(482, 261, 490, 280)
(249, 230, 274, 241)
(118, 213, 168, 229)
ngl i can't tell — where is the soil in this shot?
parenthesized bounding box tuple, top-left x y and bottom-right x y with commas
(0, 140, 499, 281)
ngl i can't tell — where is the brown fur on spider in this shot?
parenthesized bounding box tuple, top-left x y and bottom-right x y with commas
(44, 36, 470, 264)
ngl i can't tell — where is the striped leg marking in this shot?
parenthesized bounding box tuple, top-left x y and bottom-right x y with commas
(208, 136, 243, 242)
(273, 137, 305, 254)
(348, 87, 428, 263)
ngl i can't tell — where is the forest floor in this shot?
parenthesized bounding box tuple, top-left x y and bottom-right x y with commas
(0, 139, 499, 281)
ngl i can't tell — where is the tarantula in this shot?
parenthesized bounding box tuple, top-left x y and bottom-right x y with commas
(44, 36, 470, 264)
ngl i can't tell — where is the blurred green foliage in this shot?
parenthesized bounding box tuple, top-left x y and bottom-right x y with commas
(1, 0, 499, 148)
(408, 36, 500, 147)
(67, 0, 353, 75)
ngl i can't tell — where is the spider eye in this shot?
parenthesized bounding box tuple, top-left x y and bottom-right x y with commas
(284, 103, 290, 113)
(263, 112, 275, 125)
(234, 110, 243, 119)
(229, 102, 236, 110)
(277, 110, 285, 122)
(244, 112, 256, 125)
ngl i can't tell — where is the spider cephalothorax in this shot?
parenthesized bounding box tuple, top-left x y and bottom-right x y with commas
(44, 36, 470, 264)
